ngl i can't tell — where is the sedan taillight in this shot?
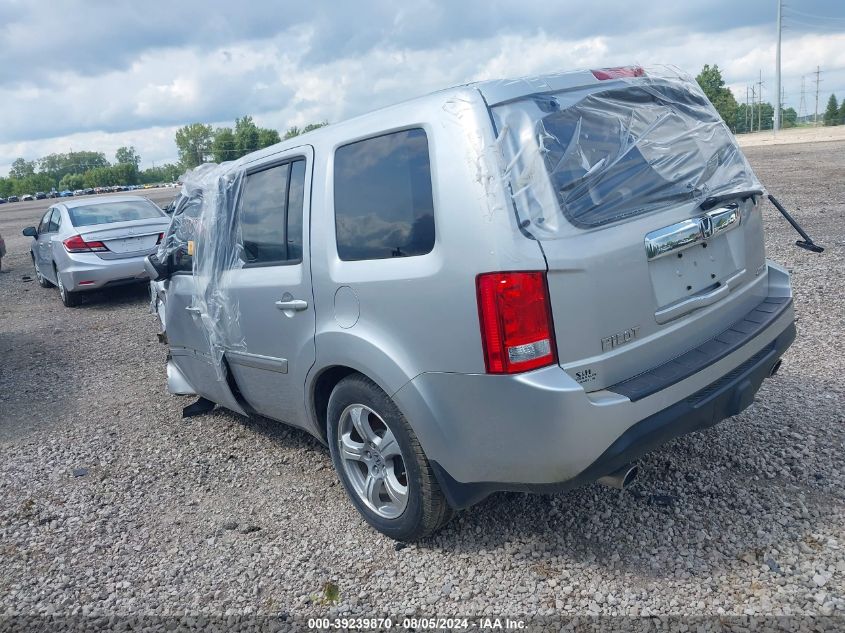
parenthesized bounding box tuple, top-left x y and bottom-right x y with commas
(63, 235, 108, 253)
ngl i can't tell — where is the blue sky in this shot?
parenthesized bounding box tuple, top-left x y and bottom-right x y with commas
(1, 0, 844, 174)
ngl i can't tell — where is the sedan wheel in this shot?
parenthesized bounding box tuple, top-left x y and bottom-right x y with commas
(56, 268, 82, 307)
(33, 257, 52, 288)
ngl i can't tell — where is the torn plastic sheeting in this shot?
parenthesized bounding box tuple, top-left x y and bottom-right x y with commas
(159, 162, 247, 380)
(490, 69, 762, 237)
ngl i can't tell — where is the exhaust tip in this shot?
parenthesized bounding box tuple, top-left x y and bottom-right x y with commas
(769, 359, 783, 377)
(598, 464, 639, 490)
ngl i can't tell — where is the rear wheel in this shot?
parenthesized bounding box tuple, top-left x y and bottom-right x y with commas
(32, 255, 52, 288)
(327, 374, 453, 541)
(56, 266, 82, 307)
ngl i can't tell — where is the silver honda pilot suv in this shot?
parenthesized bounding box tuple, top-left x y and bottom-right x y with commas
(147, 66, 795, 541)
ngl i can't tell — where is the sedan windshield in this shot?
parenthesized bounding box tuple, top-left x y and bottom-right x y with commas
(68, 201, 164, 227)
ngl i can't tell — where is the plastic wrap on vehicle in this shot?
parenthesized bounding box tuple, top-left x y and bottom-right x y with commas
(158, 162, 247, 379)
(488, 67, 763, 237)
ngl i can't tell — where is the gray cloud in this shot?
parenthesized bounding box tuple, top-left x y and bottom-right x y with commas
(1, 0, 844, 172)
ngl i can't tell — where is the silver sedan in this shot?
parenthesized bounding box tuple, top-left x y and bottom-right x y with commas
(22, 195, 171, 307)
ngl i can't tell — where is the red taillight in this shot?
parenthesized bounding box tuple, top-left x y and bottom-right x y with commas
(156, 232, 164, 244)
(63, 235, 107, 253)
(476, 271, 556, 374)
(591, 66, 645, 80)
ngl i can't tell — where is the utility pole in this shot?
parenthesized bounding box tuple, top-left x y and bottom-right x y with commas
(814, 66, 822, 126)
(774, 0, 782, 131)
(798, 75, 807, 121)
(758, 71, 764, 132)
(746, 85, 750, 132)
(751, 84, 757, 132)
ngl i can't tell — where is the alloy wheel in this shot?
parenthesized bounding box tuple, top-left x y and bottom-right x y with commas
(336, 403, 409, 519)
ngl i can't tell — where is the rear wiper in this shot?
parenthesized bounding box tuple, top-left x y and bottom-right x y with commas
(701, 189, 824, 253)
(699, 188, 763, 210)
(767, 194, 825, 253)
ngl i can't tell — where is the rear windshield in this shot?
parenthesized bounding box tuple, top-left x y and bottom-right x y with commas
(493, 79, 759, 229)
(68, 200, 164, 227)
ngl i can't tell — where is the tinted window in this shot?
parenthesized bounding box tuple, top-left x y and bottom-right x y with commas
(238, 164, 289, 264)
(69, 200, 164, 227)
(287, 160, 306, 262)
(334, 128, 435, 261)
(237, 159, 306, 265)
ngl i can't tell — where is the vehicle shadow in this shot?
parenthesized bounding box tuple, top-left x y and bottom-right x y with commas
(414, 371, 844, 579)
(0, 329, 78, 443)
(70, 282, 151, 310)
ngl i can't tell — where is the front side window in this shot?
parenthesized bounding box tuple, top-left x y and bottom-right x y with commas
(334, 128, 435, 261)
(38, 210, 52, 233)
(237, 159, 306, 265)
(47, 209, 61, 232)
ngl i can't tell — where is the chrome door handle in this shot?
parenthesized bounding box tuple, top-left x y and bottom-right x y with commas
(275, 299, 308, 311)
(185, 306, 202, 314)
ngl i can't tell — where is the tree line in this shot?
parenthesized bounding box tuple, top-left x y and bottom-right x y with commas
(174, 116, 328, 169)
(0, 147, 180, 199)
(2, 115, 328, 198)
(696, 64, 845, 132)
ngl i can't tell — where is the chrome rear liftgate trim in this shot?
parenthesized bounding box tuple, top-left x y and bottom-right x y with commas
(644, 204, 740, 261)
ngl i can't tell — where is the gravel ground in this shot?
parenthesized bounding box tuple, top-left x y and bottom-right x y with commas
(0, 144, 843, 622)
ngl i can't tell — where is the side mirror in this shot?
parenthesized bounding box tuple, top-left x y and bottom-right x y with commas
(144, 252, 171, 282)
(22, 226, 37, 238)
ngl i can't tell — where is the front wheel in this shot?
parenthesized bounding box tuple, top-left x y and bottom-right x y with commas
(56, 267, 82, 307)
(33, 256, 53, 288)
(327, 374, 453, 541)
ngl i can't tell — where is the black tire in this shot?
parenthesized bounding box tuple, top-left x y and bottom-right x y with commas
(32, 255, 53, 288)
(56, 266, 82, 307)
(327, 374, 454, 541)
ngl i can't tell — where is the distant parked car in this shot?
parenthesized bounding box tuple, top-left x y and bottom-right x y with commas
(21, 194, 35, 201)
(35, 192, 47, 200)
(59, 190, 73, 197)
(83, 188, 95, 195)
(7, 195, 19, 202)
(21, 195, 170, 307)
(0, 197, 6, 204)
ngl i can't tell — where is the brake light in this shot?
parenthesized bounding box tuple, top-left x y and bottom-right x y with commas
(63, 235, 108, 253)
(156, 232, 164, 244)
(476, 271, 556, 374)
(591, 66, 645, 80)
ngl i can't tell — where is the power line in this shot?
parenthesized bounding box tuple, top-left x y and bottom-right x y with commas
(814, 65, 822, 125)
(782, 6, 845, 22)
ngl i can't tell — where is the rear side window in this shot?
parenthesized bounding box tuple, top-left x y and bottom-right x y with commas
(237, 159, 306, 265)
(334, 128, 435, 261)
(69, 200, 164, 227)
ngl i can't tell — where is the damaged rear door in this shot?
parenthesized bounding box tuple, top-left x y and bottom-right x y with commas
(161, 186, 247, 415)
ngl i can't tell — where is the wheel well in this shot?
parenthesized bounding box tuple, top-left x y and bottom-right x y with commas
(312, 366, 359, 442)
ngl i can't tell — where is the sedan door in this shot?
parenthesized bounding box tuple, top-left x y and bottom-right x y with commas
(35, 209, 57, 279)
(223, 149, 316, 429)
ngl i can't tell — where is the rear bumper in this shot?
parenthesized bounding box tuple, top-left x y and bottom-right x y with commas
(60, 252, 151, 291)
(392, 263, 795, 509)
